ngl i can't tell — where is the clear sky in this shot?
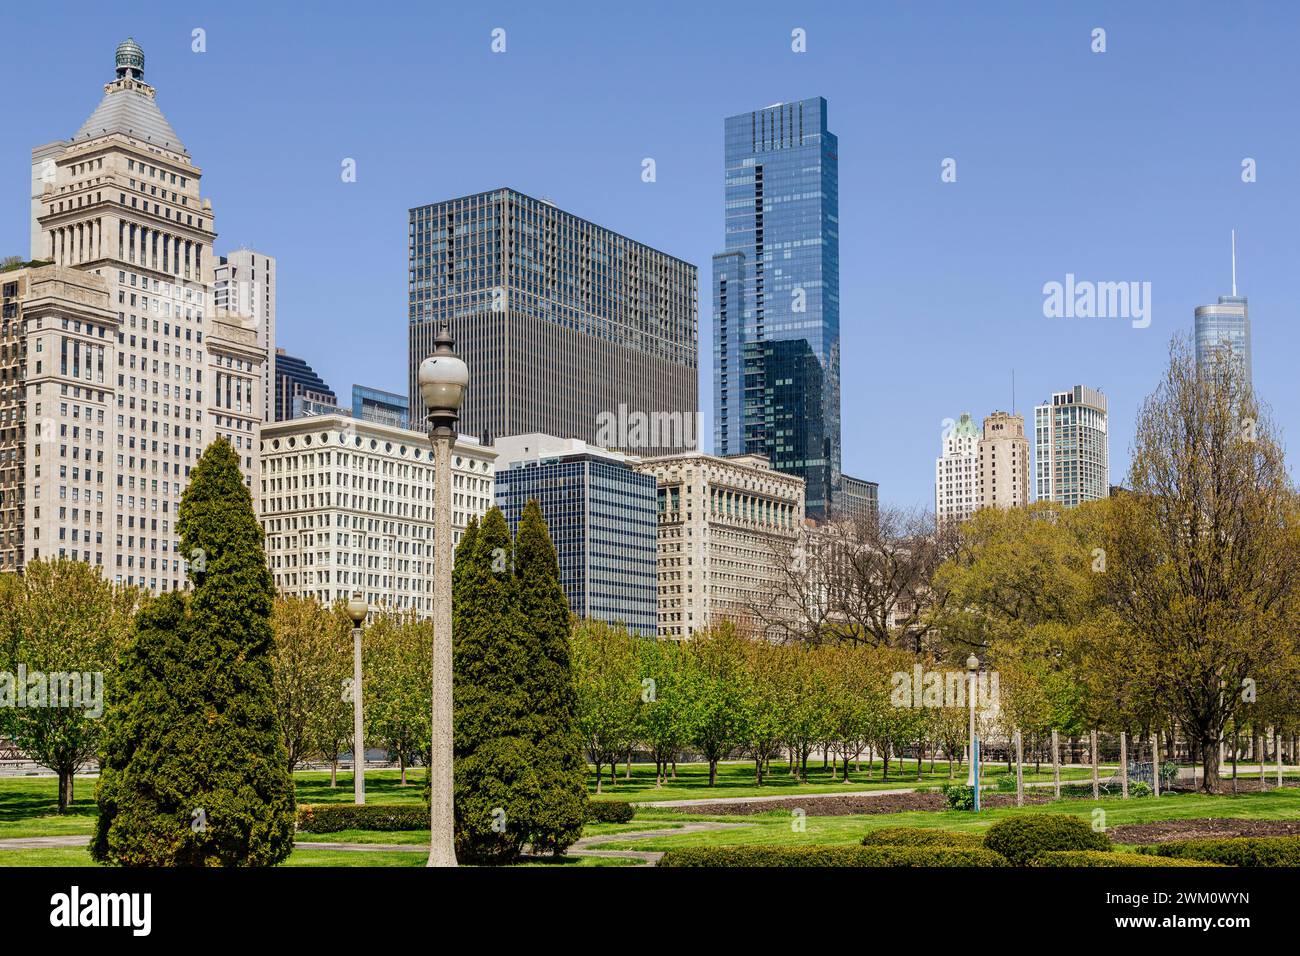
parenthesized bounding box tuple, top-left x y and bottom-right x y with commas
(4, 1, 1297, 508)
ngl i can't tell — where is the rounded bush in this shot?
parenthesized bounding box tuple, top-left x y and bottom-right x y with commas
(941, 783, 975, 811)
(1139, 836, 1300, 867)
(296, 804, 428, 833)
(982, 813, 1111, 865)
(1128, 781, 1153, 798)
(587, 801, 636, 824)
(861, 827, 983, 849)
(657, 845, 1007, 867)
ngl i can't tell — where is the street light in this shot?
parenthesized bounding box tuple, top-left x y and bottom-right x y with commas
(346, 591, 369, 805)
(417, 321, 467, 868)
(966, 653, 980, 811)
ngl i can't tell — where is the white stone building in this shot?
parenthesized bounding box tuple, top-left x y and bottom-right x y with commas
(258, 414, 495, 615)
(635, 452, 804, 640)
(935, 412, 980, 524)
(212, 249, 275, 422)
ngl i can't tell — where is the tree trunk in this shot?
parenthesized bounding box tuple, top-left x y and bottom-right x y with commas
(330, 757, 338, 788)
(595, 761, 603, 795)
(1199, 735, 1220, 793)
(1014, 729, 1024, 807)
(1152, 733, 1161, 797)
(399, 752, 407, 786)
(1256, 733, 1266, 790)
(671, 757, 677, 780)
(708, 759, 718, 787)
(1276, 729, 1284, 789)
(1231, 719, 1238, 794)
(57, 769, 72, 814)
(755, 757, 763, 785)
(917, 736, 924, 782)
(625, 747, 632, 781)
(1051, 729, 1061, 800)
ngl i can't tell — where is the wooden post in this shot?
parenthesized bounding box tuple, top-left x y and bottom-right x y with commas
(1258, 732, 1267, 790)
(1277, 729, 1284, 789)
(1120, 731, 1129, 799)
(1051, 729, 1061, 800)
(1014, 729, 1024, 807)
(1090, 729, 1100, 799)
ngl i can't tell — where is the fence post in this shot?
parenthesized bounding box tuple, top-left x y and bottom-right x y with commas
(1014, 729, 1024, 807)
(1153, 732, 1161, 797)
(1091, 729, 1100, 800)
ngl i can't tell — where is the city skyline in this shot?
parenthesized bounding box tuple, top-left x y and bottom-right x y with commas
(2, 3, 1295, 510)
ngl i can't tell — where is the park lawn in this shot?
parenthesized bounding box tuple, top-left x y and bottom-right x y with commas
(594, 788, 1300, 853)
(292, 769, 430, 805)
(590, 759, 1101, 803)
(0, 776, 98, 840)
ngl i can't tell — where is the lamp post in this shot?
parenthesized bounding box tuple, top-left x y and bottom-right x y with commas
(966, 653, 980, 812)
(346, 591, 368, 805)
(418, 321, 467, 868)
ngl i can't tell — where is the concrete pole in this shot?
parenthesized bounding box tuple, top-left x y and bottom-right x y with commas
(966, 671, 976, 787)
(353, 624, 365, 805)
(428, 433, 457, 867)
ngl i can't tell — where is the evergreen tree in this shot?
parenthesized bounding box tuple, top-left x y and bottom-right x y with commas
(452, 507, 535, 862)
(512, 499, 587, 853)
(92, 440, 295, 866)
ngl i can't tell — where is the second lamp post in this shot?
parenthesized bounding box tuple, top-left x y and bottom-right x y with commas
(346, 591, 369, 805)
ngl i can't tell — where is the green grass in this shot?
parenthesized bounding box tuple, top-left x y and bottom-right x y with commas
(594, 788, 1300, 853)
(0, 776, 98, 839)
(588, 758, 1101, 802)
(292, 769, 430, 805)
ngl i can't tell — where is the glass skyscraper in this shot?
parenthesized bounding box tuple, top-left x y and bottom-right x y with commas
(493, 435, 658, 635)
(1194, 295, 1251, 386)
(713, 97, 841, 519)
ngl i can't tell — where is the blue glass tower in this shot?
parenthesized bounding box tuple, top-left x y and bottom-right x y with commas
(713, 97, 840, 519)
(1194, 234, 1251, 388)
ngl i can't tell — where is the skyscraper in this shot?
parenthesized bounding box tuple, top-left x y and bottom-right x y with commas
(19, 38, 266, 592)
(1034, 386, 1109, 507)
(935, 412, 980, 524)
(977, 411, 1029, 511)
(493, 433, 658, 635)
(713, 97, 841, 519)
(352, 384, 409, 429)
(213, 249, 276, 421)
(273, 347, 335, 422)
(407, 189, 698, 455)
(1194, 232, 1251, 386)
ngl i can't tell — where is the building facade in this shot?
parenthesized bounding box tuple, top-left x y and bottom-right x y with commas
(635, 451, 804, 639)
(1194, 295, 1250, 386)
(20, 39, 265, 592)
(713, 98, 841, 519)
(259, 413, 495, 614)
(977, 411, 1029, 511)
(408, 188, 698, 455)
(1034, 386, 1109, 507)
(212, 248, 276, 421)
(273, 347, 335, 422)
(935, 412, 980, 524)
(493, 433, 657, 635)
(353, 384, 409, 429)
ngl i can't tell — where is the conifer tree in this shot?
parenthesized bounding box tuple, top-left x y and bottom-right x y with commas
(92, 440, 295, 866)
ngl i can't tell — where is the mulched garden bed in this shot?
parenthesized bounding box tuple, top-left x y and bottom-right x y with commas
(1110, 817, 1300, 844)
(673, 789, 1059, 816)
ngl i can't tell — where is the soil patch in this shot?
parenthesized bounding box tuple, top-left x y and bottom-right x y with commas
(1110, 817, 1300, 844)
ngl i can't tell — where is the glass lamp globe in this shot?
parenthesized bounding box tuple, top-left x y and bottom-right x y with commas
(346, 592, 368, 626)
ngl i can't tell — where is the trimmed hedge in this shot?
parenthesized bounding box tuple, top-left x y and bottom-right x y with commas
(1034, 850, 1223, 868)
(941, 784, 975, 811)
(657, 845, 1007, 868)
(861, 827, 983, 849)
(1139, 836, 1300, 867)
(296, 803, 428, 833)
(587, 801, 636, 824)
(982, 814, 1110, 865)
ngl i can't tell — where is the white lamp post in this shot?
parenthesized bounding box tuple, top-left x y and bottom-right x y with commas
(346, 592, 369, 805)
(418, 322, 468, 868)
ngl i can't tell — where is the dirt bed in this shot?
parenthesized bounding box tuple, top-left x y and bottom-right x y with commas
(673, 789, 1058, 817)
(1109, 818, 1300, 844)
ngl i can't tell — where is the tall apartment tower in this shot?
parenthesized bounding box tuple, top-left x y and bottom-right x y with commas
(20, 39, 265, 592)
(1034, 386, 1109, 507)
(935, 412, 980, 524)
(1194, 232, 1251, 386)
(977, 411, 1029, 510)
(407, 189, 698, 455)
(273, 347, 336, 421)
(713, 98, 842, 519)
(213, 249, 276, 421)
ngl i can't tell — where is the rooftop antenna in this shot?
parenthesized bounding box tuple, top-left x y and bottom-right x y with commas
(1011, 369, 1016, 415)
(1231, 229, 1237, 296)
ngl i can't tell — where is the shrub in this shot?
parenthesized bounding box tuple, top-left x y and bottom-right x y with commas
(995, 775, 1018, 793)
(941, 783, 975, 811)
(1128, 781, 1153, 798)
(861, 827, 983, 849)
(983, 814, 1110, 865)
(657, 845, 1007, 867)
(587, 801, 635, 824)
(296, 803, 429, 833)
(1139, 836, 1300, 867)
(1034, 850, 1222, 867)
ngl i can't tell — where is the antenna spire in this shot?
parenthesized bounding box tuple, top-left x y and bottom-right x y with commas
(1231, 229, 1237, 296)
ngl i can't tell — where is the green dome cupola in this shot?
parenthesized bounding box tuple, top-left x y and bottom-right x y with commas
(115, 37, 145, 80)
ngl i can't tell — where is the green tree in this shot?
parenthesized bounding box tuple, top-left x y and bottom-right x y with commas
(685, 622, 752, 787)
(571, 620, 640, 794)
(636, 636, 693, 786)
(0, 560, 136, 812)
(92, 439, 295, 866)
(365, 611, 431, 785)
(270, 594, 349, 773)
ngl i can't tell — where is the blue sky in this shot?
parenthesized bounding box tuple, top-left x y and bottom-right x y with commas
(3, 1, 1296, 508)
